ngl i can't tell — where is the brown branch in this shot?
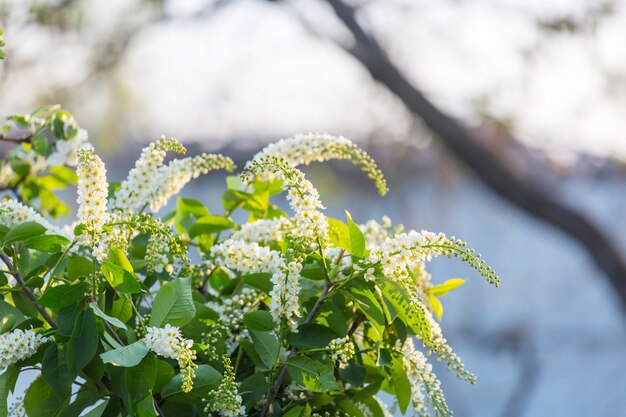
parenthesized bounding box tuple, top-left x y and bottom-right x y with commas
(0, 252, 57, 327)
(0, 135, 31, 144)
(323, 0, 626, 314)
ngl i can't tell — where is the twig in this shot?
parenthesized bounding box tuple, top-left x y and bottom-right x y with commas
(0, 252, 57, 327)
(322, 0, 626, 315)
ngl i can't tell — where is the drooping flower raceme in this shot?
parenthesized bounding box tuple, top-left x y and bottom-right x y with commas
(252, 133, 388, 195)
(373, 230, 499, 287)
(211, 239, 301, 331)
(76, 148, 109, 234)
(146, 232, 171, 274)
(242, 156, 328, 245)
(204, 356, 244, 417)
(110, 137, 186, 213)
(142, 325, 197, 393)
(149, 153, 235, 213)
(397, 338, 451, 417)
(0, 329, 49, 370)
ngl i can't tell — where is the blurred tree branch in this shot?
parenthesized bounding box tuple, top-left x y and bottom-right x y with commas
(322, 0, 626, 314)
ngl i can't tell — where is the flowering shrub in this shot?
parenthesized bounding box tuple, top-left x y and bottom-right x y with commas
(0, 107, 499, 417)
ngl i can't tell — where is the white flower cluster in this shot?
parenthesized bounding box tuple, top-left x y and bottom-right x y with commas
(359, 216, 403, 250)
(142, 325, 197, 392)
(76, 148, 109, 233)
(91, 211, 131, 263)
(284, 381, 308, 401)
(149, 153, 234, 213)
(211, 239, 301, 331)
(146, 232, 171, 274)
(229, 217, 292, 244)
(205, 357, 245, 417)
(425, 312, 476, 383)
(244, 157, 328, 244)
(397, 338, 451, 417)
(252, 133, 388, 195)
(373, 231, 448, 279)
(111, 138, 186, 213)
(372, 230, 499, 286)
(0, 329, 49, 370)
(0, 199, 66, 237)
(207, 287, 261, 348)
(327, 336, 355, 363)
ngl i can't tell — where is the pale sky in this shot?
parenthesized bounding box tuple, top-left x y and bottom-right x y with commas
(0, 0, 625, 159)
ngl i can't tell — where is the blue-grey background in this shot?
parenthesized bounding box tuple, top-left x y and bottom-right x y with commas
(2, 0, 626, 416)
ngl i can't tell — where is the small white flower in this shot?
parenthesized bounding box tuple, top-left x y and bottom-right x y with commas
(0, 329, 49, 370)
(143, 325, 197, 392)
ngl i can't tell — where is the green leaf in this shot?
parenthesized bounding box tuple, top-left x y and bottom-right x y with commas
(32, 133, 52, 157)
(338, 360, 367, 387)
(41, 345, 74, 398)
(100, 341, 149, 367)
(111, 296, 133, 323)
(189, 215, 235, 238)
(134, 393, 158, 417)
(286, 323, 339, 349)
(38, 282, 88, 308)
(0, 366, 19, 417)
(102, 251, 142, 294)
(346, 211, 365, 258)
(126, 353, 157, 401)
(243, 310, 275, 332)
(66, 256, 92, 279)
(24, 376, 66, 417)
(360, 397, 386, 417)
(89, 302, 128, 330)
(287, 357, 338, 392)
(390, 356, 411, 414)
(377, 278, 431, 342)
(429, 294, 444, 319)
(160, 364, 221, 404)
(4, 222, 46, 244)
(23, 234, 70, 252)
(337, 400, 365, 417)
(67, 308, 98, 374)
(342, 286, 385, 327)
(101, 262, 141, 294)
(149, 277, 195, 327)
(249, 330, 279, 369)
(154, 360, 175, 393)
(241, 273, 273, 294)
(107, 247, 133, 271)
(57, 390, 100, 417)
(174, 198, 210, 234)
(429, 278, 465, 297)
(0, 301, 25, 329)
(57, 304, 81, 337)
(327, 218, 350, 251)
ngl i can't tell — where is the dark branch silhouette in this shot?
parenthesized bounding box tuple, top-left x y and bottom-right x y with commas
(323, 0, 626, 314)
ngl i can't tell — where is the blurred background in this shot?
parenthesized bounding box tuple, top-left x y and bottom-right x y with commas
(1, 0, 626, 416)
